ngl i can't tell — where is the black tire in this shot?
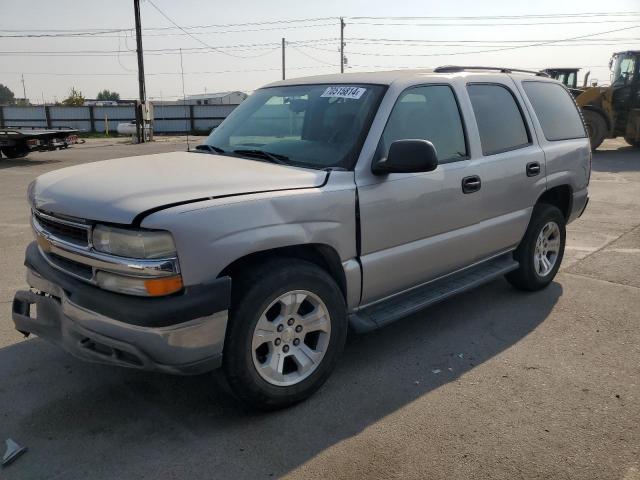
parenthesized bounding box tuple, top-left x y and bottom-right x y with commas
(222, 258, 348, 410)
(1, 147, 28, 159)
(624, 134, 640, 148)
(582, 110, 607, 151)
(506, 204, 566, 291)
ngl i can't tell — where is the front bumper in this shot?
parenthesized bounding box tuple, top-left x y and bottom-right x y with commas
(12, 244, 231, 375)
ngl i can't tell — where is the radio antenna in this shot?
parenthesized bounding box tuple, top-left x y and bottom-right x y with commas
(179, 48, 190, 151)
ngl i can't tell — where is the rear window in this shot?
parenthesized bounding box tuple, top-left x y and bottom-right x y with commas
(467, 84, 530, 156)
(522, 81, 587, 141)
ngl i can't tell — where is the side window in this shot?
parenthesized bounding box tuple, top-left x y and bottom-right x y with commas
(467, 84, 530, 156)
(522, 81, 587, 141)
(379, 85, 467, 162)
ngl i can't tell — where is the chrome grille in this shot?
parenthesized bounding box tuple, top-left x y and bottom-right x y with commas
(33, 210, 89, 246)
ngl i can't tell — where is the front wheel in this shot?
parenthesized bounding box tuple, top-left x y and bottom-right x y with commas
(223, 259, 348, 410)
(506, 204, 566, 291)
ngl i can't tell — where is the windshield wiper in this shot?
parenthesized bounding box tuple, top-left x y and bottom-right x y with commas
(195, 144, 226, 154)
(233, 149, 290, 165)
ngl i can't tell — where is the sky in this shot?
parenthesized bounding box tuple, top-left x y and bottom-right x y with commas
(0, 0, 638, 103)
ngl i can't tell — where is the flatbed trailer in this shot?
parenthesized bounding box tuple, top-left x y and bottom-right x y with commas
(0, 127, 80, 159)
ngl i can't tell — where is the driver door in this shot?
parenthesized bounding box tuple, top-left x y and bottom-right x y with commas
(356, 83, 483, 304)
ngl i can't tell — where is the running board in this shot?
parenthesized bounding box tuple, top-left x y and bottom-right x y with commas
(349, 253, 519, 334)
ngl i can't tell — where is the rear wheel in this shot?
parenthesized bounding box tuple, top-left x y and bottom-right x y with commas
(223, 258, 348, 410)
(582, 110, 607, 151)
(506, 204, 566, 291)
(1, 147, 28, 159)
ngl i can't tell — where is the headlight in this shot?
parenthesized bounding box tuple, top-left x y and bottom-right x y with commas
(92, 225, 177, 259)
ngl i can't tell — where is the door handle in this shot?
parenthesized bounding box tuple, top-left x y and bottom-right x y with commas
(462, 175, 481, 194)
(526, 161, 541, 177)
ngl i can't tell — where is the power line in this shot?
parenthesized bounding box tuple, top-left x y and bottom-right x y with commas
(0, 22, 339, 38)
(347, 19, 640, 27)
(1, 65, 337, 77)
(291, 46, 338, 66)
(345, 36, 640, 45)
(145, 0, 262, 59)
(0, 39, 339, 56)
(0, 17, 337, 33)
(117, 31, 136, 72)
(0, 28, 130, 38)
(347, 11, 640, 20)
(339, 24, 640, 58)
(0, 48, 281, 57)
(4, 11, 638, 37)
(2, 11, 635, 34)
(304, 39, 640, 56)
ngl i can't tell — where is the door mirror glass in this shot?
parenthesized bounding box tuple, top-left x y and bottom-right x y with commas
(372, 139, 438, 174)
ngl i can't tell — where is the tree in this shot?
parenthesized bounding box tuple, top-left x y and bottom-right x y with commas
(96, 89, 120, 101)
(0, 84, 16, 105)
(62, 87, 85, 106)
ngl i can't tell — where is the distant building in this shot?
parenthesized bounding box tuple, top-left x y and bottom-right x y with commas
(153, 91, 248, 106)
(84, 99, 135, 106)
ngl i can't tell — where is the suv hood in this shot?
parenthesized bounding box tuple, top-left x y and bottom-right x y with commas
(31, 151, 327, 224)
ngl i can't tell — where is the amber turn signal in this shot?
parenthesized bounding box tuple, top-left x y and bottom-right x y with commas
(144, 275, 184, 296)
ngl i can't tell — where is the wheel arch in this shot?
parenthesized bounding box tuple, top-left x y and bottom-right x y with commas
(536, 184, 573, 220)
(218, 243, 348, 302)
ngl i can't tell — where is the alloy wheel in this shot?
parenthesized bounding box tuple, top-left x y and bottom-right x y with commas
(251, 290, 331, 387)
(534, 221, 561, 277)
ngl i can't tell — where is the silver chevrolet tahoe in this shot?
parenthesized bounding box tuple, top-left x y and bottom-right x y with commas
(13, 67, 590, 409)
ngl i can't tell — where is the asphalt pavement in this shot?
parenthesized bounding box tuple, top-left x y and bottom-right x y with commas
(0, 137, 638, 479)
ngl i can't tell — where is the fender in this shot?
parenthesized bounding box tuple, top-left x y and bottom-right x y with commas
(140, 171, 359, 293)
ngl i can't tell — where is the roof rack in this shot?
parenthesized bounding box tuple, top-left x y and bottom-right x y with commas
(434, 66, 549, 77)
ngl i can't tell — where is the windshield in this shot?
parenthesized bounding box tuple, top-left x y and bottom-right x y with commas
(612, 54, 636, 85)
(556, 72, 576, 88)
(203, 84, 386, 170)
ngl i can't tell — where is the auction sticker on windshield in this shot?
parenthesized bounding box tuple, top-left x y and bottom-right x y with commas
(321, 86, 367, 99)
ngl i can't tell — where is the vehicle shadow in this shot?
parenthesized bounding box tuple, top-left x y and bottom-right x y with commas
(592, 146, 640, 173)
(0, 158, 61, 170)
(0, 278, 561, 479)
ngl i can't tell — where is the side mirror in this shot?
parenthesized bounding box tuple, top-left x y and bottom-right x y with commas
(372, 139, 438, 175)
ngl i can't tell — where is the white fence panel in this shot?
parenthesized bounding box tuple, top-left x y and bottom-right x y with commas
(49, 106, 90, 119)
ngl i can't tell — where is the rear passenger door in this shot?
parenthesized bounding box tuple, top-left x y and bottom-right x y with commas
(517, 80, 591, 209)
(464, 78, 547, 253)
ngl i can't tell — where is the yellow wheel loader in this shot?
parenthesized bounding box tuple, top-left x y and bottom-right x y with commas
(575, 50, 640, 150)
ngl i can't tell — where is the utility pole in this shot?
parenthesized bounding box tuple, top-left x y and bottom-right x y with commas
(133, 0, 146, 143)
(281, 38, 286, 80)
(340, 17, 345, 74)
(21, 74, 27, 102)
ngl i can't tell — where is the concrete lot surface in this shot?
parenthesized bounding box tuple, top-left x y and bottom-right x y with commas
(0, 138, 638, 479)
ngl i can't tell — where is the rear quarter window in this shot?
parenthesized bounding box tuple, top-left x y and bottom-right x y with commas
(522, 81, 587, 141)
